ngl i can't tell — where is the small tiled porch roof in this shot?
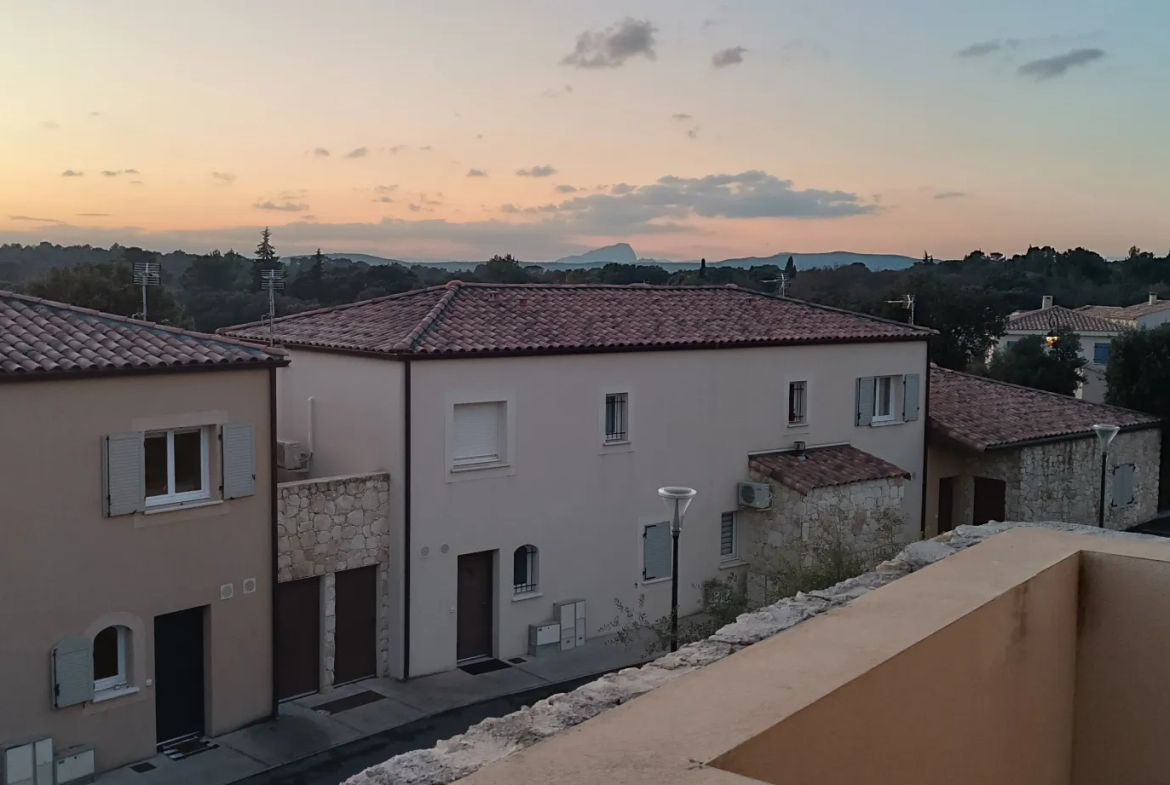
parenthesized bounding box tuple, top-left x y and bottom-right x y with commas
(750, 445, 911, 496)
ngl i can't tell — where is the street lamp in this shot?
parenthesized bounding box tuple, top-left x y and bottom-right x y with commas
(658, 486, 697, 653)
(1093, 424, 1120, 528)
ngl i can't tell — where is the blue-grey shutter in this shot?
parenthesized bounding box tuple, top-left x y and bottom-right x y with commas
(1113, 464, 1135, 507)
(52, 637, 94, 708)
(642, 523, 673, 581)
(902, 374, 921, 422)
(720, 513, 736, 558)
(856, 377, 875, 426)
(222, 422, 257, 500)
(103, 433, 144, 517)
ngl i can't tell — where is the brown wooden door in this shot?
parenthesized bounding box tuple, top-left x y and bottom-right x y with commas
(973, 477, 1007, 525)
(457, 551, 494, 661)
(334, 566, 378, 685)
(275, 577, 320, 700)
(938, 477, 956, 533)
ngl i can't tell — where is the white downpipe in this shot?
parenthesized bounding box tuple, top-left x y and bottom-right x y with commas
(306, 396, 316, 466)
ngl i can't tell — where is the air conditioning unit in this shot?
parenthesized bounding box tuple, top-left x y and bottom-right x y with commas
(738, 482, 773, 510)
(276, 440, 309, 470)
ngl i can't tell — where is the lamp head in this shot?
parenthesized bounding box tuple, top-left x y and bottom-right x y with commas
(658, 486, 697, 526)
(1092, 424, 1120, 451)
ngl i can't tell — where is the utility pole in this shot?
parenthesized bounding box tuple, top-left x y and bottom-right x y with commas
(132, 260, 160, 321)
(261, 268, 285, 346)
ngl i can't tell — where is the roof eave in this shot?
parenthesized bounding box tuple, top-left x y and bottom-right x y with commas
(0, 358, 288, 385)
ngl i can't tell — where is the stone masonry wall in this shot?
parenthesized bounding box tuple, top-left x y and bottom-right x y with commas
(277, 472, 391, 686)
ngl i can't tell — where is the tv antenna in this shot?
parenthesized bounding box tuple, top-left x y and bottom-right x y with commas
(761, 273, 790, 297)
(132, 260, 160, 321)
(887, 294, 916, 325)
(260, 268, 285, 345)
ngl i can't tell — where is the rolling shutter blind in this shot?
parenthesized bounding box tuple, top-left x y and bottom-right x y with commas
(1113, 464, 1135, 507)
(902, 374, 921, 422)
(104, 432, 144, 517)
(856, 377, 875, 426)
(643, 523, 672, 581)
(222, 422, 257, 499)
(52, 637, 94, 708)
(453, 403, 503, 465)
(720, 512, 736, 558)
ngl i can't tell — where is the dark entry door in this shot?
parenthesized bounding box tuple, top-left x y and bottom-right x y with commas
(938, 477, 956, 533)
(334, 566, 378, 685)
(275, 577, 320, 700)
(154, 607, 205, 744)
(457, 551, 494, 661)
(973, 477, 1007, 525)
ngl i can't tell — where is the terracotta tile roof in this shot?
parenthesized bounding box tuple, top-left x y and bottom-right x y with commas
(1006, 305, 1122, 334)
(221, 282, 931, 356)
(750, 445, 910, 496)
(0, 290, 285, 380)
(1078, 305, 1128, 321)
(928, 365, 1159, 451)
(1116, 299, 1170, 319)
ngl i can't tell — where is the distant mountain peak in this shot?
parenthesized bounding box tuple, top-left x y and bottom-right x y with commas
(552, 243, 638, 266)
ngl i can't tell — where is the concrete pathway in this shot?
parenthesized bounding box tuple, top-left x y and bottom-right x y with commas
(95, 631, 653, 785)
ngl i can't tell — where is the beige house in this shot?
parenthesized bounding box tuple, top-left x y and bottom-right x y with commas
(925, 365, 1161, 536)
(0, 291, 284, 775)
(224, 282, 932, 681)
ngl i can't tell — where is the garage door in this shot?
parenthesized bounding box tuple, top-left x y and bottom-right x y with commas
(334, 566, 378, 685)
(275, 577, 320, 700)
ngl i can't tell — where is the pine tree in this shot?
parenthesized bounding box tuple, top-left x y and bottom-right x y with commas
(310, 248, 325, 289)
(783, 255, 797, 280)
(251, 227, 281, 291)
(699, 258, 707, 280)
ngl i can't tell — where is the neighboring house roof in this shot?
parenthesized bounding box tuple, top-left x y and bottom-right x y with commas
(1112, 299, 1170, 320)
(750, 445, 911, 496)
(220, 282, 932, 358)
(0, 289, 285, 380)
(1006, 305, 1122, 334)
(1078, 305, 1129, 322)
(928, 365, 1159, 451)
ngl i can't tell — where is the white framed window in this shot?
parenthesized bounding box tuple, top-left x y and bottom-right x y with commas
(605, 392, 629, 442)
(872, 376, 896, 422)
(453, 401, 506, 468)
(93, 625, 128, 693)
(513, 545, 538, 594)
(788, 381, 807, 425)
(720, 512, 739, 561)
(144, 427, 210, 507)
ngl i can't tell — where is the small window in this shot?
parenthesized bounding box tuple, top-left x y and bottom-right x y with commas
(1005, 339, 1019, 349)
(93, 626, 128, 693)
(453, 402, 505, 468)
(145, 428, 210, 507)
(788, 381, 807, 425)
(513, 545, 538, 594)
(873, 376, 896, 422)
(604, 393, 629, 442)
(720, 512, 738, 561)
(1094, 343, 1111, 365)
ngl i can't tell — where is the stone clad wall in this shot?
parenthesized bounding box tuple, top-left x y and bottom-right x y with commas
(276, 472, 391, 686)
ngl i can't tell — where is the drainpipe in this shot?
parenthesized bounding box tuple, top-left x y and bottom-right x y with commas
(268, 366, 280, 718)
(306, 396, 315, 470)
(402, 359, 413, 680)
(919, 345, 931, 540)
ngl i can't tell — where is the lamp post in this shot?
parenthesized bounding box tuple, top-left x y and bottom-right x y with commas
(1093, 424, 1120, 528)
(658, 486, 697, 653)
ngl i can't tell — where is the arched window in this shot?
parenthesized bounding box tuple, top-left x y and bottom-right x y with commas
(513, 545, 538, 595)
(93, 626, 129, 692)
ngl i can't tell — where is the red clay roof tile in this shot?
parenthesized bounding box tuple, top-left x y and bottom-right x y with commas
(750, 445, 910, 496)
(1007, 305, 1122, 334)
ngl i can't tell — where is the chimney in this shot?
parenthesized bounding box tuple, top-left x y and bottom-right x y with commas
(1041, 295, 1053, 310)
(1150, 292, 1159, 305)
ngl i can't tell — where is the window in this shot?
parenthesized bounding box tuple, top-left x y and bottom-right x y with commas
(144, 427, 209, 507)
(720, 512, 739, 561)
(453, 402, 505, 467)
(788, 381, 807, 425)
(93, 626, 127, 693)
(1005, 339, 1019, 349)
(1094, 343, 1111, 365)
(513, 545, 538, 594)
(873, 376, 895, 422)
(1113, 464, 1135, 507)
(605, 393, 629, 442)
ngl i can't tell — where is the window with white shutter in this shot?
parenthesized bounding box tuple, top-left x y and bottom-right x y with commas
(104, 432, 145, 517)
(720, 512, 738, 561)
(642, 523, 673, 581)
(1113, 464, 1135, 507)
(902, 374, 921, 422)
(222, 421, 257, 499)
(52, 637, 95, 709)
(855, 377, 875, 426)
(453, 402, 505, 467)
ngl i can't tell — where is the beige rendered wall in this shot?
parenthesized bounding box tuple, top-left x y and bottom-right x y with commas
(0, 369, 274, 772)
(407, 341, 927, 675)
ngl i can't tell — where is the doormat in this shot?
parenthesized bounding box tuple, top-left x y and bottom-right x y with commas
(129, 762, 157, 773)
(508, 657, 526, 664)
(159, 737, 218, 761)
(459, 658, 512, 675)
(314, 689, 386, 715)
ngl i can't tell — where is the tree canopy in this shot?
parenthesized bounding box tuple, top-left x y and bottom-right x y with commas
(1105, 326, 1170, 419)
(986, 328, 1087, 396)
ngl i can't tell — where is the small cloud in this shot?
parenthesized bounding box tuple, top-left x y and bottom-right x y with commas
(254, 199, 309, 212)
(554, 184, 578, 193)
(408, 204, 423, 212)
(419, 145, 433, 151)
(211, 171, 236, 183)
(476, 134, 484, 140)
(345, 147, 369, 159)
(75, 212, 111, 217)
(500, 203, 521, 214)
(610, 183, 635, 195)
(541, 83, 575, 98)
(467, 169, 488, 177)
(40, 120, 59, 130)
(956, 40, 1002, 58)
(374, 184, 397, 193)
(124, 168, 139, 174)
(101, 170, 120, 177)
(61, 170, 83, 177)
(373, 196, 395, 203)
(301, 215, 317, 221)
(1018, 48, 1105, 80)
(712, 46, 748, 68)
(388, 145, 408, 154)
(671, 113, 693, 121)
(9, 215, 61, 223)
(313, 147, 330, 157)
(562, 17, 657, 69)
(89, 111, 102, 117)
(523, 204, 559, 214)
(517, 165, 557, 178)
(130, 180, 143, 185)
(701, 18, 722, 31)
(934, 191, 966, 200)
(686, 127, 699, 139)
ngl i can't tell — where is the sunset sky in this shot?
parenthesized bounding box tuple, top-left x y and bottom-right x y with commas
(2, 0, 1166, 261)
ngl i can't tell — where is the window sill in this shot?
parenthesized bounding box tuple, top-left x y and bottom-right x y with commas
(641, 576, 672, 586)
(451, 461, 510, 473)
(144, 498, 221, 515)
(92, 685, 139, 704)
(511, 591, 544, 603)
(869, 420, 904, 428)
(787, 422, 809, 430)
(603, 439, 631, 446)
(719, 559, 748, 570)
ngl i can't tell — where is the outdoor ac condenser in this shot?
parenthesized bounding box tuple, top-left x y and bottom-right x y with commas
(738, 482, 773, 509)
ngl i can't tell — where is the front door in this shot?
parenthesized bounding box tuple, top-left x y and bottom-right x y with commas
(275, 577, 321, 700)
(457, 551, 494, 661)
(334, 566, 378, 685)
(154, 607, 206, 745)
(973, 477, 1007, 525)
(938, 477, 956, 533)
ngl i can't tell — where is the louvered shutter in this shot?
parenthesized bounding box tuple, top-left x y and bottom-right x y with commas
(1113, 464, 1135, 507)
(642, 523, 673, 581)
(856, 377, 875, 426)
(720, 513, 736, 558)
(902, 374, 921, 422)
(222, 422, 257, 499)
(103, 433, 144, 517)
(52, 637, 94, 708)
(453, 403, 502, 465)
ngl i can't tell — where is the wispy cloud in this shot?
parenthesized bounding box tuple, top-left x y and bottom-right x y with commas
(467, 169, 488, 177)
(40, 120, 60, 130)
(211, 171, 236, 184)
(345, 147, 369, 159)
(934, 191, 966, 200)
(500, 203, 521, 214)
(124, 168, 139, 174)
(130, 180, 143, 186)
(1018, 48, 1105, 80)
(101, 170, 121, 177)
(712, 46, 747, 68)
(254, 199, 309, 212)
(517, 165, 557, 178)
(313, 147, 330, 157)
(61, 170, 83, 177)
(700, 17, 723, 31)
(89, 111, 102, 118)
(686, 128, 699, 139)
(419, 145, 433, 151)
(75, 212, 111, 217)
(554, 184, 578, 193)
(407, 204, 424, 213)
(956, 40, 1002, 58)
(9, 215, 61, 223)
(373, 196, 395, 203)
(541, 83, 574, 98)
(387, 145, 408, 154)
(374, 184, 397, 193)
(562, 17, 657, 68)
(671, 113, 693, 121)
